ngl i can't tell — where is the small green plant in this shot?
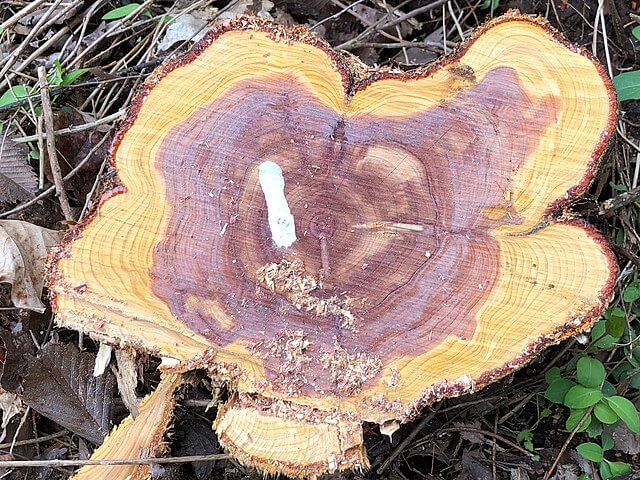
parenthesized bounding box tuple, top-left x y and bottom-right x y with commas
(624, 280, 640, 303)
(0, 85, 32, 108)
(48, 59, 90, 87)
(0, 60, 88, 111)
(609, 181, 628, 192)
(101, 3, 153, 21)
(514, 406, 550, 459)
(102, 3, 142, 20)
(516, 429, 535, 452)
(543, 281, 640, 478)
(481, 0, 499, 10)
(576, 435, 632, 479)
(614, 70, 640, 101)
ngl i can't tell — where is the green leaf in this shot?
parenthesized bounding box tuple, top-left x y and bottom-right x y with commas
(633, 25, 640, 41)
(101, 3, 141, 20)
(614, 70, 640, 101)
(602, 380, 616, 397)
(480, 0, 499, 9)
(600, 461, 613, 480)
(605, 460, 632, 477)
(564, 385, 603, 408)
(594, 401, 619, 424)
(0, 85, 31, 108)
(624, 280, 640, 303)
(61, 68, 90, 86)
(516, 429, 532, 443)
(606, 313, 626, 338)
(48, 59, 64, 86)
(586, 417, 603, 438)
(566, 408, 591, 432)
(545, 366, 561, 383)
(576, 442, 604, 462)
(609, 181, 628, 192)
(592, 319, 618, 349)
(601, 432, 614, 451)
(28, 150, 40, 160)
(516, 429, 534, 451)
(577, 357, 606, 388)
(630, 373, 640, 390)
(605, 307, 625, 322)
(612, 362, 632, 381)
(605, 396, 640, 432)
(545, 378, 575, 404)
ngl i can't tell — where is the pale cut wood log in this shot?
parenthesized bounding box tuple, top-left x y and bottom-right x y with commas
(47, 11, 617, 477)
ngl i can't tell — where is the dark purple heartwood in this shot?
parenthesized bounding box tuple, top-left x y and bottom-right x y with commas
(149, 67, 557, 396)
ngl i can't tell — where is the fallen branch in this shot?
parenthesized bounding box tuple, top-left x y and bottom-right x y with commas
(0, 453, 230, 468)
(12, 110, 124, 144)
(599, 185, 640, 214)
(37, 66, 73, 221)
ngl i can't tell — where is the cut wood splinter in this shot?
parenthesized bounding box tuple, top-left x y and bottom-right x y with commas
(47, 12, 617, 478)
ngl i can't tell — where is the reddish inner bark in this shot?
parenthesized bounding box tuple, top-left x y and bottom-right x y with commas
(149, 67, 557, 396)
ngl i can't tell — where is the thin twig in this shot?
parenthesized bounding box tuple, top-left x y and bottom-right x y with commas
(37, 66, 74, 221)
(36, 115, 44, 189)
(543, 407, 594, 480)
(377, 0, 451, 31)
(0, 0, 48, 30)
(0, 26, 71, 92)
(377, 405, 441, 474)
(310, 0, 367, 30)
(0, 0, 65, 77)
(337, 0, 448, 50)
(0, 453, 230, 468)
(79, 157, 108, 219)
(438, 427, 535, 457)
(13, 110, 124, 144)
(491, 412, 498, 480)
(599, 185, 640, 214)
(0, 430, 68, 450)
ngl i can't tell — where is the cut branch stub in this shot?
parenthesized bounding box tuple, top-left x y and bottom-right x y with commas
(47, 12, 617, 478)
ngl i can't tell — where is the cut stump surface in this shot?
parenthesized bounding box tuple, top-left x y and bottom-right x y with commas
(47, 12, 617, 477)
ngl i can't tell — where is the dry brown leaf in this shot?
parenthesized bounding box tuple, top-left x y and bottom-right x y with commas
(50, 111, 111, 201)
(157, 12, 209, 51)
(0, 389, 23, 442)
(72, 373, 183, 480)
(0, 220, 62, 312)
(21, 342, 115, 444)
(218, 0, 274, 20)
(0, 135, 37, 204)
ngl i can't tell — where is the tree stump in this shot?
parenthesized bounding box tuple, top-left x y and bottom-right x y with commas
(47, 12, 617, 477)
